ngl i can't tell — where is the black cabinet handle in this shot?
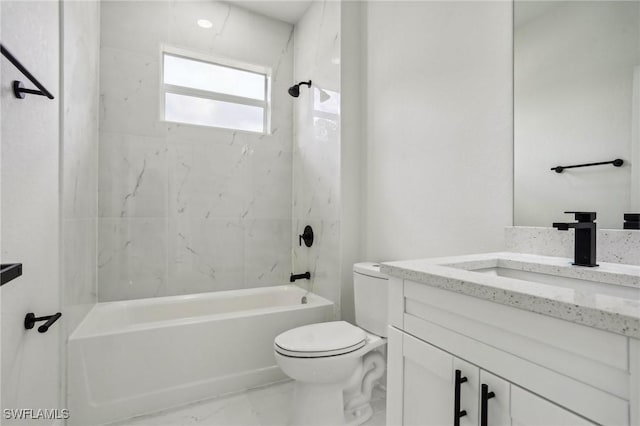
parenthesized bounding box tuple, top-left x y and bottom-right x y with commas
(480, 384, 495, 426)
(454, 369, 468, 426)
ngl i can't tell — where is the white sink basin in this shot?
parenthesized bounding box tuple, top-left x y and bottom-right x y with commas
(381, 252, 640, 338)
(469, 265, 639, 301)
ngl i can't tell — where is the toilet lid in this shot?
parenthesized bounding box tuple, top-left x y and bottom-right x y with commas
(274, 321, 367, 358)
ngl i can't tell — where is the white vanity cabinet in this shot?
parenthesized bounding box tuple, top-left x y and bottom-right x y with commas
(388, 327, 596, 426)
(386, 277, 638, 426)
(509, 386, 596, 426)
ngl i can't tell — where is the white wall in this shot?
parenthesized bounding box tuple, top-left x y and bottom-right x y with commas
(363, 1, 513, 261)
(98, 1, 293, 301)
(339, 0, 363, 323)
(1, 1, 61, 421)
(292, 0, 342, 317)
(514, 1, 639, 230)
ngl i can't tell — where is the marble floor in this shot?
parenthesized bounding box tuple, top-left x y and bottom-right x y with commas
(108, 380, 386, 426)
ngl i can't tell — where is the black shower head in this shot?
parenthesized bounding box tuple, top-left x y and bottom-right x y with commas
(288, 80, 312, 97)
(288, 85, 300, 97)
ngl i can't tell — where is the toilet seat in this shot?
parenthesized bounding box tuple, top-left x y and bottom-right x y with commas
(274, 321, 367, 358)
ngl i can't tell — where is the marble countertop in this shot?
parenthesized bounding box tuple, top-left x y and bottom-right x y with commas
(381, 252, 640, 338)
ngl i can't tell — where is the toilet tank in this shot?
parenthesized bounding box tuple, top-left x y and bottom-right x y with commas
(353, 262, 389, 337)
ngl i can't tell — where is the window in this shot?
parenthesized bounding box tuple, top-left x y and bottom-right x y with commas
(161, 48, 270, 133)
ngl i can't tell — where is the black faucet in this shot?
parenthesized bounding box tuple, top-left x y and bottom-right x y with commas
(552, 212, 598, 267)
(290, 272, 311, 282)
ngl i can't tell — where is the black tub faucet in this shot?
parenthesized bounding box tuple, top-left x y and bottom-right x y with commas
(552, 211, 598, 267)
(290, 272, 311, 282)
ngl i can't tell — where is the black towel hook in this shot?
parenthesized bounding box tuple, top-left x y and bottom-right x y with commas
(25, 312, 62, 333)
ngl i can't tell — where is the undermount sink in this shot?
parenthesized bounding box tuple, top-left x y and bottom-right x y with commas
(467, 264, 640, 301)
(380, 252, 640, 337)
(434, 252, 640, 296)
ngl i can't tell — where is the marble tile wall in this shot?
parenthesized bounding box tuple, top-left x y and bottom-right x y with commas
(98, 1, 294, 301)
(62, 0, 100, 344)
(292, 0, 342, 317)
(505, 226, 640, 266)
(61, 0, 101, 413)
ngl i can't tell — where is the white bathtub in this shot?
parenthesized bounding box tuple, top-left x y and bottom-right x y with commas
(68, 285, 334, 426)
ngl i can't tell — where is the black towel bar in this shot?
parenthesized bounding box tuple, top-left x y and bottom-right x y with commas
(1, 263, 22, 286)
(551, 158, 623, 173)
(0, 43, 54, 100)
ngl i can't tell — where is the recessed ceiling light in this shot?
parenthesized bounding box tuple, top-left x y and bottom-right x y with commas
(197, 19, 213, 29)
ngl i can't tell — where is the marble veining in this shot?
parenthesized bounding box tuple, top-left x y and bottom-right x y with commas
(62, 0, 100, 335)
(382, 252, 640, 338)
(293, 219, 341, 318)
(98, 1, 294, 301)
(292, 0, 342, 317)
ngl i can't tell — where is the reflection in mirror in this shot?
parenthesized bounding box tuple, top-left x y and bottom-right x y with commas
(514, 1, 640, 229)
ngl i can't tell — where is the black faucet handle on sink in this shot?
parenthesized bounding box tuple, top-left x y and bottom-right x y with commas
(563, 211, 597, 222)
(552, 211, 598, 267)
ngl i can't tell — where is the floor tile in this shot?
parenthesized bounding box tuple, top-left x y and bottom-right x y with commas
(107, 380, 386, 426)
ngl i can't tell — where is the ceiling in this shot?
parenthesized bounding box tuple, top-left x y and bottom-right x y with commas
(226, 0, 313, 24)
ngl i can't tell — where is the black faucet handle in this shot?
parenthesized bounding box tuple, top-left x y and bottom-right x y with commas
(564, 212, 596, 222)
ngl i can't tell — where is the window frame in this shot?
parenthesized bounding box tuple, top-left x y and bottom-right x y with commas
(159, 45, 272, 134)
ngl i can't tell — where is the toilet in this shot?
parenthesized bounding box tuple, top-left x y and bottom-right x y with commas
(274, 262, 388, 426)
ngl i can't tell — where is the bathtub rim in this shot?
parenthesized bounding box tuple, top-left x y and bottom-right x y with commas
(70, 285, 333, 340)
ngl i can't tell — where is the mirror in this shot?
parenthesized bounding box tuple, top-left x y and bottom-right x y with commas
(514, 1, 640, 229)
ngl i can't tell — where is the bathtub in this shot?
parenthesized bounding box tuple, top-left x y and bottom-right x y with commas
(68, 285, 334, 426)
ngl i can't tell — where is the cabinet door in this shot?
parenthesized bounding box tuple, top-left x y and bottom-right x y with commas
(511, 386, 596, 426)
(387, 328, 455, 426)
(479, 370, 510, 426)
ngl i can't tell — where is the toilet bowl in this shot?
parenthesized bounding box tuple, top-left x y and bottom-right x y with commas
(274, 321, 386, 426)
(274, 263, 389, 426)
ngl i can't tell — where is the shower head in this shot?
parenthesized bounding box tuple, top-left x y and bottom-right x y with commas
(288, 85, 300, 97)
(288, 80, 312, 97)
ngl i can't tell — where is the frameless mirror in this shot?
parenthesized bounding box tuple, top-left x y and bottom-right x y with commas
(514, 1, 640, 229)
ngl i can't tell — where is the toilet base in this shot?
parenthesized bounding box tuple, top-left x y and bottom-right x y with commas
(289, 381, 346, 426)
(344, 403, 373, 426)
(288, 382, 374, 426)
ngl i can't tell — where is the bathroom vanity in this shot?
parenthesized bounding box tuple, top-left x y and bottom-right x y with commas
(382, 252, 640, 426)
